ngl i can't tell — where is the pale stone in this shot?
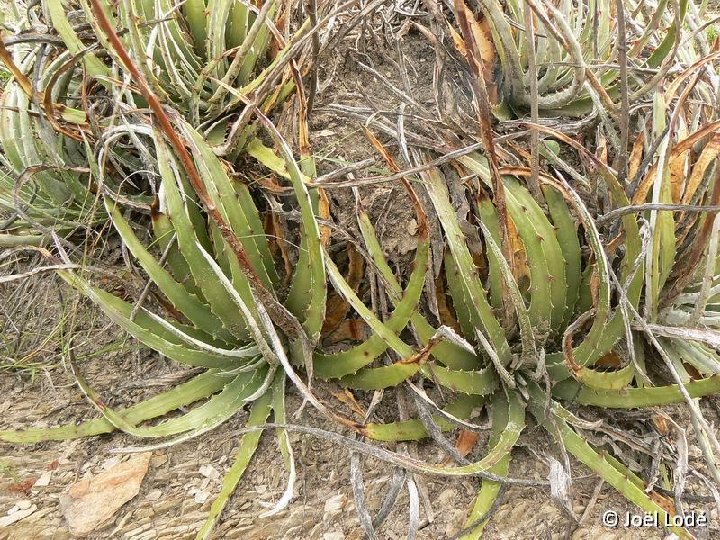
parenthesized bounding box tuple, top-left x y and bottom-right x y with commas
(59, 452, 152, 536)
(199, 464, 220, 480)
(0, 505, 37, 527)
(33, 471, 52, 487)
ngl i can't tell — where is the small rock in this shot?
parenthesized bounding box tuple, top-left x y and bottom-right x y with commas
(0, 505, 37, 527)
(145, 489, 163, 501)
(322, 532, 345, 540)
(194, 491, 210, 504)
(407, 219, 418, 235)
(323, 494, 347, 522)
(102, 456, 122, 471)
(34, 471, 52, 488)
(15, 500, 33, 511)
(60, 452, 152, 536)
(199, 464, 220, 480)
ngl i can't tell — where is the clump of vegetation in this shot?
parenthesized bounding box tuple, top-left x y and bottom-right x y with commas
(2, 0, 720, 538)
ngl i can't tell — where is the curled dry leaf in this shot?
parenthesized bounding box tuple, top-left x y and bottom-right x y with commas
(455, 429, 480, 458)
(649, 490, 677, 516)
(447, 3, 500, 104)
(331, 389, 367, 418)
(322, 244, 364, 335)
(628, 130, 645, 182)
(595, 351, 622, 369)
(325, 319, 369, 344)
(653, 414, 670, 437)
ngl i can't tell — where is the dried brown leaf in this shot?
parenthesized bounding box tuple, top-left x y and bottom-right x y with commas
(595, 351, 622, 369)
(628, 130, 645, 182)
(326, 319, 369, 344)
(455, 430, 480, 458)
(331, 389, 366, 418)
(681, 133, 720, 205)
(652, 414, 670, 436)
(323, 245, 364, 335)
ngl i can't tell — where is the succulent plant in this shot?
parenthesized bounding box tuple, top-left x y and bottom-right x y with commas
(3, 1, 720, 539)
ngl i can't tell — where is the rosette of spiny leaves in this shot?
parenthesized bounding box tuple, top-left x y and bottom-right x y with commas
(450, 0, 717, 117)
(1, 62, 328, 540)
(0, 0, 315, 244)
(75, 0, 313, 141)
(0, 2, 104, 244)
(546, 48, 720, 502)
(0, 0, 327, 537)
(306, 46, 720, 537)
(320, 131, 720, 538)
